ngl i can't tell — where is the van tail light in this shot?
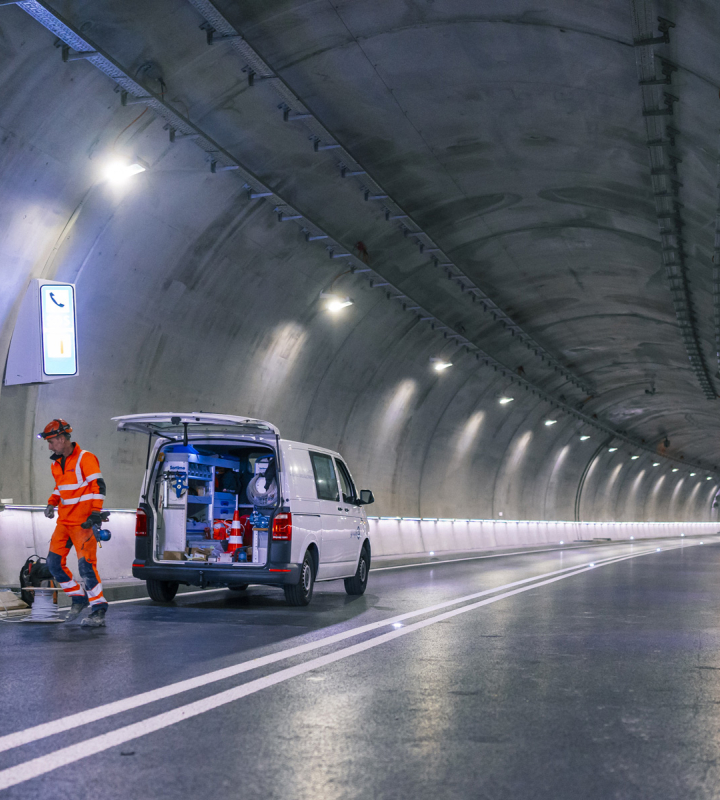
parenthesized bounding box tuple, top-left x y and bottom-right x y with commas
(135, 507, 148, 537)
(272, 512, 292, 541)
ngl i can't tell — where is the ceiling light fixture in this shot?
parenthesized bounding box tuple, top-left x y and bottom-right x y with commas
(690, 472, 696, 476)
(103, 156, 148, 184)
(544, 419, 557, 426)
(320, 292, 353, 313)
(672, 468, 678, 473)
(498, 396, 514, 405)
(580, 435, 590, 441)
(652, 462, 660, 467)
(631, 455, 639, 460)
(429, 358, 452, 372)
(608, 447, 617, 452)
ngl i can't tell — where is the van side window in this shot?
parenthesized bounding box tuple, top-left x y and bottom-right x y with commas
(335, 460, 356, 504)
(309, 452, 340, 502)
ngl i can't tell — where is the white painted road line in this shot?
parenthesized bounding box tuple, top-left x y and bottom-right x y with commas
(0, 545, 690, 791)
(110, 588, 227, 605)
(110, 541, 654, 601)
(109, 546, 593, 603)
(0, 547, 654, 757)
(372, 543, 624, 571)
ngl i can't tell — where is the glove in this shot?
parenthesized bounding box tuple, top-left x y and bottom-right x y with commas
(81, 511, 103, 529)
(44, 504, 55, 519)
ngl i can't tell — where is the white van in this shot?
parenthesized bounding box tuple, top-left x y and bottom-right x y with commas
(114, 413, 374, 606)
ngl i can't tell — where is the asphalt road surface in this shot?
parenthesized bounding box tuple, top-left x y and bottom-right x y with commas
(1, 538, 719, 799)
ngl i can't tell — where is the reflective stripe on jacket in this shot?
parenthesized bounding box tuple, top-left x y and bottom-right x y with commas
(47, 444, 105, 525)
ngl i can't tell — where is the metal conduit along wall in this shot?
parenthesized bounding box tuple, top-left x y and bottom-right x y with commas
(0, 2, 717, 526)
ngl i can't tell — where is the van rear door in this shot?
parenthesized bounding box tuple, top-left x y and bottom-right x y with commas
(113, 412, 279, 438)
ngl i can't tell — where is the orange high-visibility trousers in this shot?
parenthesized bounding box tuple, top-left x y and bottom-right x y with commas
(47, 523, 107, 609)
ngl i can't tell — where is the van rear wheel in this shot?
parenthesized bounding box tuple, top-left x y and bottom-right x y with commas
(344, 546, 370, 596)
(284, 551, 315, 606)
(146, 579, 179, 603)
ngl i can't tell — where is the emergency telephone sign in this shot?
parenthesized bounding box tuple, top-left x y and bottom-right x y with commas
(4, 279, 79, 386)
(40, 284, 77, 376)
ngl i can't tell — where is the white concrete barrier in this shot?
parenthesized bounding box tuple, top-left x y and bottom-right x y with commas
(0, 508, 136, 586)
(0, 508, 717, 586)
(367, 516, 720, 558)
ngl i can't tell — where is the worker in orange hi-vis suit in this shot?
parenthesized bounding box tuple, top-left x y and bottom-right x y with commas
(39, 419, 108, 627)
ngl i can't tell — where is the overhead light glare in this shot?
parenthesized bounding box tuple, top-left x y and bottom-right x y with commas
(580, 435, 590, 441)
(430, 358, 453, 372)
(707, 476, 713, 481)
(690, 472, 696, 476)
(498, 396, 514, 405)
(608, 447, 617, 452)
(320, 292, 353, 313)
(652, 462, 660, 467)
(544, 419, 557, 426)
(631, 455, 639, 460)
(672, 468, 678, 472)
(103, 157, 148, 184)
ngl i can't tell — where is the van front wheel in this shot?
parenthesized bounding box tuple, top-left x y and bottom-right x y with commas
(344, 546, 370, 596)
(284, 552, 315, 606)
(146, 579, 179, 603)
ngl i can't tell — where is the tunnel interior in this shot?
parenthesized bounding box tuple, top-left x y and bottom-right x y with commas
(0, 0, 718, 523)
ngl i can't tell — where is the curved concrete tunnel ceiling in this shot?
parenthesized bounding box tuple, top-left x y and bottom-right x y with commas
(0, 0, 718, 521)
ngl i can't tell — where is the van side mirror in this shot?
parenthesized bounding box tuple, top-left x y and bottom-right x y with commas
(357, 489, 374, 506)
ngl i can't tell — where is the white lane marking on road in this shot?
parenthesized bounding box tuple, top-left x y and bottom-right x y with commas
(0, 545, 690, 792)
(110, 588, 226, 605)
(108, 546, 594, 604)
(0, 545, 680, 757)
(371, 543, 630, 571)
(110, 541, 687, 600)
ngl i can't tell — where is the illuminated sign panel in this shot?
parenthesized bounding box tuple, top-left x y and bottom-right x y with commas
(40, 284, 77, 376)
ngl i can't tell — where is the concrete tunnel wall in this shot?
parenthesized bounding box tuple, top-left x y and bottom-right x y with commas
(0, 4, 717, 534)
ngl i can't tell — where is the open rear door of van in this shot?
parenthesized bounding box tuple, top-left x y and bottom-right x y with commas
(113, 412, 280, 438)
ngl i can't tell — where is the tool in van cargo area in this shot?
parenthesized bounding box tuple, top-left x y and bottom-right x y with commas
(246, 456, 278, 510)
(248, 509, 270, 529)
(211, 519, 230, 540)
(166, 469, 188, 499)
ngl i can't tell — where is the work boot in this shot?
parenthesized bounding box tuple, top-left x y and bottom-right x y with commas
(81, 608, 106, 628)
(63, 598, 89, 623)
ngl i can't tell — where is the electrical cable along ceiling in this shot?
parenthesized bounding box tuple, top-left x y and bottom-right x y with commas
(1, 0, 719, 497)
(630, 0, 716, 399)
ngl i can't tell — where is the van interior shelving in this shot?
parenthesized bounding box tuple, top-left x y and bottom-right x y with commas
(152, 441, 276, 567)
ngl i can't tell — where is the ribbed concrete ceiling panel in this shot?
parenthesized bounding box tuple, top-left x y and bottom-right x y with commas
(0, 0, 718, 518)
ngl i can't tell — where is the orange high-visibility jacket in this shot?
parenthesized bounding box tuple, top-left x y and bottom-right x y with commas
(47, 444, 105, 525)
